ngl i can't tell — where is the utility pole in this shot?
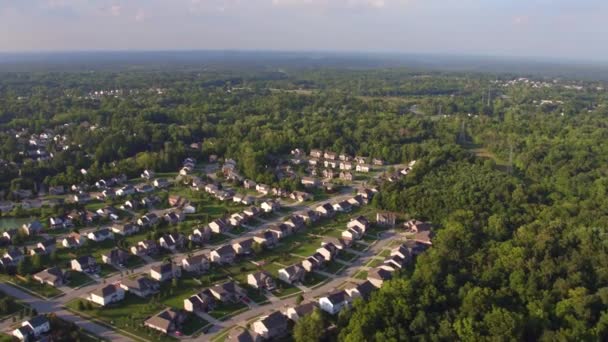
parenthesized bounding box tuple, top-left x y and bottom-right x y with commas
(508, 142, 514, 175)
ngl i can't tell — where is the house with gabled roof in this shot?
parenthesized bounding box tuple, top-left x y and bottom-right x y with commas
(345, 280, 376, 300)
(278, 264, 305, 284)
(190, 226, 211, 244)
(209, 218, 230, 234)
(150, 262, 181, 282)
(184, 289, 216, 313)
(367, 267, 393, 288)
(210, 282, 245, 303)
(33, 267, 65, 287)
(12, 315, 50, 341)
(144, 308, 186, 334)
(301, 253, 326, 272)
(319, 290, 352, 315)
(210, 245, 236, 264)
(315, 203, 335, 217)
(71, 255, 98, 273)
(89, 284, 125, 307)
(232, 238, 255, 256)
(159, 233, 185, 252)
(247, 271, 276, 291)
(131, 240, 160, 256)
(252, 311, 288, 340)
(87, 228, 114, 242)
(181, 254, 209, 273)
(285, 302, 319, 322)
(120, 276, 160, 298)
(62, 233, 83, 248)
(111, 223, 139, 236)
(253, 230, 277, 248)
(22, 220, 43, 236)
(102, 248, 130, 266)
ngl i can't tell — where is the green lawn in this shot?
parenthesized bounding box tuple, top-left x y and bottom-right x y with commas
(378, 249, 391, 258)
(271, 281, 302, 298)
(350, 242, 368, 252)
(66, 294, 175, 342)
(364, 258, 384, 268)
(98, 264, 118, 277)
(242, 285, 269, 304)
(325, 261, 346, 274)
(353, 270, 368, 280)
(180, 313, 209, 336)
(208, 301, 247, 320)
(66, 270, 94, 288)
(160, 277, 203, 309)
(338, 250, 358, 262)
(11, 277, 62, 298)
(302, 272, 328, 287)
(0, 291, 25, 318)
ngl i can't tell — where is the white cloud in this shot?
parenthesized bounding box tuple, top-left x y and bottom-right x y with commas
(110, 5, 121, 16)
(272, 0, 402, 8)
(135, 9, 145, 22)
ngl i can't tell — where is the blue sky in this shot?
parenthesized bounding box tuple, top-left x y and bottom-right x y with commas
(0, 0, 606, 61)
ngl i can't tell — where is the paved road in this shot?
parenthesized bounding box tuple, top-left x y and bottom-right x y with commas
(0, 283, 132, 342)
(3, 175, 372, 342)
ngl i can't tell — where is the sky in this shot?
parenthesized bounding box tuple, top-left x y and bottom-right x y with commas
(0, 0, 607, 61)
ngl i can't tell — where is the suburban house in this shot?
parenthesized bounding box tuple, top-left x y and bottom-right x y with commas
(261, 200, 279, 213)
(301, 253, 326, 272)
(376, 212, 397, 227)
(190, 226, 211, 243)
(209, 282, 245, 303)
(357, 188, 375, 204)
(137, 213, 159, 227)
(153, 178, 170, 188)
(62, 233, 83, 248)
(73, 193, 92, 203)
(141, 169, 155, 180)
(168, 195, 186, 207)
(345, 219, 368, 237)
(111, 223, 139, 236)
(163, 211, 186, 224)
(355, 164, 371, 173)
(210, 245, 237, 264)
(21, 221, 43, 236)
(181, 254, 209, 273)
(88, 284, 125, 307)
(144, 308, 186, 334)
(316, 242, 341, 261)
(253, 230, 277, 248)
(49, 217, 66, 229)
(404, 220, 433, 245)
(290, 191, 312, 202)
(332, 200, 352, 212)
(12, 315, 50, 341)
(87, 228, 114, 242)
(116, 185, 136, 197)
(232, 238, 255, 256)
(284, 216, 305, 232)
(367, 267, 393, 288)
(372, 158, 384, 166)
(2, 249, 24, 265)
(339, 171, 353, 181)
(101, 248, 129, 266)
(247, 271, 276, 291)
(33, 267, 65, 287)
(96, 206, 120, 220)
(36, 238, 56, 254)
(131, 240, 159, 256)
(301, 177, 319, 187)
(243, 179, 257, 189)
(278, 264, 306, 284)
(345, 280, 376, 300)
(339, 162, 353, 171)
(294, 210, 319, 223)
(383, 255, 407, 270)
(209, 218, 230, 234)
(286, 302, 319, 323)
(229, 213, 246, 227)
(71, 255, 98, 273)
(159, 233, 186, 252)
(256, 184, 270, 195)
(184, 289, 216, 313)
(347, 195, 364, 207)
(315, 203, 335, 217)
(310, 149, 323, 158)
(243, 206, 260, 218)
(342, 227, 363, 241)
(120, 276, 160, 298)
(319, 290, 352, 315)
(252, 311, 289, 340)
(150, 262, 181, 282)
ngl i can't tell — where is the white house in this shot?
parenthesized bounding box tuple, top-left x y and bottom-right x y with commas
(12, 315, 50, 341)
(88, 285, 125, 306)
(319, 291, 351, 315)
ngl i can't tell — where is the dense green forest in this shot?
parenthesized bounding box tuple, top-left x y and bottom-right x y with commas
(1, 64, 608, 340)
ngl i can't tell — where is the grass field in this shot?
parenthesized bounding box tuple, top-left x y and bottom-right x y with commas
(208, 301, 247, 320)
(66, 270, 94, 288)
(11, 277, 62, 298)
